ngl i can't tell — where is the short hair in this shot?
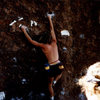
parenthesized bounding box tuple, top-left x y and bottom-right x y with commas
(38, 31, 52, 44)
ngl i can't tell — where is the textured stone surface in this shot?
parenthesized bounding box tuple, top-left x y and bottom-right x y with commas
(0, 0, 100, 100)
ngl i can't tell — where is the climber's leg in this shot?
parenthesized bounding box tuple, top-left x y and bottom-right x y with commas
(48, 77, 54, 100)
(53, 73, 62, 86)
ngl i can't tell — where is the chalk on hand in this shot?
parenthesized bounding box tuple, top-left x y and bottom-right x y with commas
(47, 12, 55, 18)
(19, 24, 23, 28)
(61, 30, 70, 36)
(9, 20, 17, 26)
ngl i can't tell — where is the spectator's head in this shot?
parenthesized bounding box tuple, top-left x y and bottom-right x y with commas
(78, 62, 100, 100)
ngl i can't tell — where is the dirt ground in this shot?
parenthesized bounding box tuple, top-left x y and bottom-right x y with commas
(0, 0, 100, 100)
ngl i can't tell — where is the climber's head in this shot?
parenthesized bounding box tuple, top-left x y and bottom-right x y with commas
(39, 31, 52, 44)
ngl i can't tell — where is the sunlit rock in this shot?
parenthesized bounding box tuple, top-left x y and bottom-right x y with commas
(78, 62, 100, 100)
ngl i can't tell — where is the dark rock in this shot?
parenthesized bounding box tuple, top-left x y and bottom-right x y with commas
(0, 0, 100, 100)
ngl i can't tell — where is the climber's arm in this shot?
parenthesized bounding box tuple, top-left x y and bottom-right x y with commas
(48, 15, 57, 42)
(21, 25, 44, 47)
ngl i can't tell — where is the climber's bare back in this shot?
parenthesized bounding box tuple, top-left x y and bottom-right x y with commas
(41, 41, 59, 64)
(20, 14, 59, 64)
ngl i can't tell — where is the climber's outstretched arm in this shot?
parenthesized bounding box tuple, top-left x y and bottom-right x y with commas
(48, 15, 57, 43)
(21, 25, 44, 47)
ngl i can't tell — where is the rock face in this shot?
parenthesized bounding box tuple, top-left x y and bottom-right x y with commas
(0, 0, 100, 100)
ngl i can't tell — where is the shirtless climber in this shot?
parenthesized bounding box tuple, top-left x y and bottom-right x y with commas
(20, 14, 64, 100)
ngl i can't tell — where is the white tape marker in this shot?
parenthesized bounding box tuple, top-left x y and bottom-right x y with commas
(61, 30, 70, 36)
(9, 20, 17, 26)
(33, 21, 38, 26)
(31, 20, 34, 27)
(18, 17, 24, 21)
(31, 20, 38, 26)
